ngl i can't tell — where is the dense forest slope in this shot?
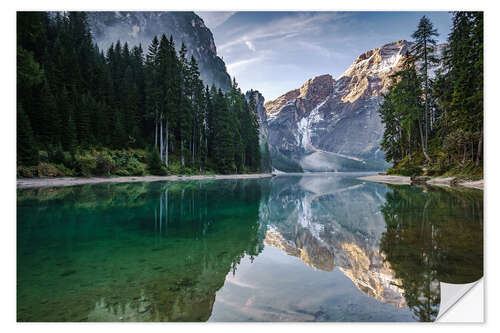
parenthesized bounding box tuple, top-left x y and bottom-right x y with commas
(17, 12, 262, 178)
(86, 12, 232, 91)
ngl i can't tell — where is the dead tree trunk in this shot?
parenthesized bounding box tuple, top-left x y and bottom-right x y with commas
(165, 120, 169, 167)
(476, 126, 483, 167)
(159, 118, 163, 162)
(154, 111, 158, 148)
(418, 118, 431, 163)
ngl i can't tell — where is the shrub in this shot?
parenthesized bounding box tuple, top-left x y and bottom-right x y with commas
(147, 149, 167, 176)
(180, 166, 194, 175)
(62, 152, 76, 169)
(115, 169, 130, 176)
(17, 165, 37, 178)
(75, 155, 97, 177)
(94, 154, 113, 176)
(111, 151, 145, 176)
(397, 165, 423, 177)
(121, 157, 144, 176)
(127, 158, 145, 176)
(52, 163, 73, 176)
(45, 145, 67, 166)
(387, 163, 423, 177)
(39, 151, 49, 163)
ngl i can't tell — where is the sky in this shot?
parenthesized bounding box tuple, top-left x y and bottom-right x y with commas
(196, 11, 453, 101)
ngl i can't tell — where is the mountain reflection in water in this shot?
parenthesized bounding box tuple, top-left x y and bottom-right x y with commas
(17, 173, 483, 322)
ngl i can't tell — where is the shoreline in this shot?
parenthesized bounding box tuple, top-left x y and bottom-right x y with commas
(358, 175, 484, 190)
(17, 173, 275, 189)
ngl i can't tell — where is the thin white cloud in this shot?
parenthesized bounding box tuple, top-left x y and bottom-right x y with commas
(245, 40, 256, 52)
(218, 12, 348, 52)
(297, 41, 345, 58)
(226, 57, 263, 74)
(196, 12, 236, 30)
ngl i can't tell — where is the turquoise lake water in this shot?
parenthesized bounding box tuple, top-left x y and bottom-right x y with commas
(17, 173, 483, 322)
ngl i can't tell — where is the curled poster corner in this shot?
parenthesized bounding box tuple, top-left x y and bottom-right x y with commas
(436, 278, 483, 322)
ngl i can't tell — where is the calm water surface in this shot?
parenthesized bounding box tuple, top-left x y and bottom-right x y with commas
(17, 173, 483, 322)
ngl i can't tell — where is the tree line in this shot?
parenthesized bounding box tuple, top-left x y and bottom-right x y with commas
(17, 12, 262, 175)
(378, 12, 483, 176)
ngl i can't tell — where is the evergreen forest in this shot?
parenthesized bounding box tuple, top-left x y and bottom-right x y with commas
(17, 12, 266, 177)
(379, 12, 483, 179)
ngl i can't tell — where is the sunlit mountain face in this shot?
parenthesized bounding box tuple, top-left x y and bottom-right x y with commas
(17, 174, 482, 322)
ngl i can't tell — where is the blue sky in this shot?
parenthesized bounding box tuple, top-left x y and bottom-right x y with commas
(196, 11, 453, 101)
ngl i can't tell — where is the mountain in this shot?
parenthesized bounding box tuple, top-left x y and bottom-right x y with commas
(258, 174, 407, 307)
(86, 11, 232, 91)
(246, 90, 273, 173)
(262, 40, 417, 172)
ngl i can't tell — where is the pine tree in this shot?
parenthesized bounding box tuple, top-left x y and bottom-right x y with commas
(58, 87, 77, 153)
(17, 103, 39, 166)
(213, 89, 235, 174)
(76, 91, 92, 147)
(177, 42, 191, 168)
(438, 12, 483, 166)
(207, 84, 217, 159)
(379, 12, 483, 176)
(187, 55, 203, 167)
(121, 66, 140, 146)
(411, 16, 439, 161)
(145, 35, 160, 148)
(38, 78, 59, 145)
(245, 91, 261, 171)
(379, 54, 424, 164)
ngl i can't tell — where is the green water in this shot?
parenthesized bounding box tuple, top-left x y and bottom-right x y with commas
(16, 173, 483, 322)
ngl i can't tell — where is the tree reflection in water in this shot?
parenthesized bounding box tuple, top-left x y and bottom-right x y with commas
(17, 180, 267, 322)
(379, 185, 483, 321)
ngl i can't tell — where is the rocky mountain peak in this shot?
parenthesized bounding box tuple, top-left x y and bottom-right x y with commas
(298, 74, 335, 103)
(264, 88, 300, 116)
(261, 40, 419, 172)
(338, 40, 412, 103)
(264, 74, 334, 117)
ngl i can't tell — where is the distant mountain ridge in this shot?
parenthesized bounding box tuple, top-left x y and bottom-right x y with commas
(261, 40, 435, 172)
(86, 11, 232, 91)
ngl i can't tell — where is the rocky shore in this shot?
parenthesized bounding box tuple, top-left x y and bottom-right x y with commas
(358, 175, 483, 190)
(17, 173, 275, 189)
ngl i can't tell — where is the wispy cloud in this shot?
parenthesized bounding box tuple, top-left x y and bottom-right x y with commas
(213, 12, 352, 99)
(218, 12, 348, 52)
(226, 57, 263, 74)
(244, 40, 256, 52)
(296, 41, 346, 58)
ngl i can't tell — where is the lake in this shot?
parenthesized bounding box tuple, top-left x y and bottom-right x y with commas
(16, 173, 483, 322)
